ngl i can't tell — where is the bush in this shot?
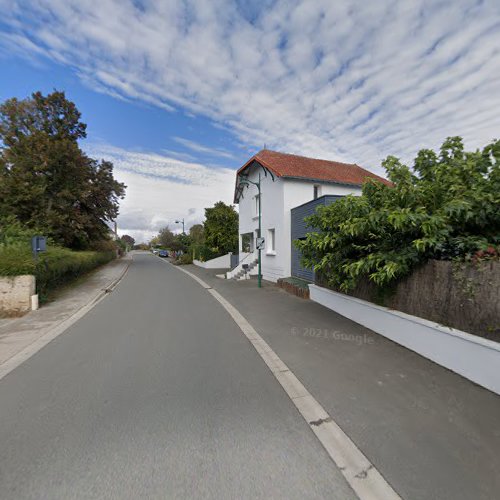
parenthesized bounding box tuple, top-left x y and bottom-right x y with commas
(176, 253, 193, 265)
(0, 216, 45, 251)
(0, 243, 115, 300)
(35, 247, 115, 299)
(197, 245, 218, 261)
(296, 137, 500, 291)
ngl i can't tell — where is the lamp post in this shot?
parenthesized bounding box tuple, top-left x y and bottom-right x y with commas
(175, 218, 185, 234)
(239, 172, 262, 288)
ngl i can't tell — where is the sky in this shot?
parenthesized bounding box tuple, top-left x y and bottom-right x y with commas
(1, 0, 499, 243)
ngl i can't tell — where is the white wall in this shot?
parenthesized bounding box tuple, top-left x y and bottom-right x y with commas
(193, 253, 232, 269)
(310, 284, 500, 396)
(238, 167, 286, 282)
(237, 166, 363, 282)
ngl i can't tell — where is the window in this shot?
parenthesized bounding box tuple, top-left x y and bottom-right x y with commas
(267, 228, 276, 254)
(254, 194, 260, 217)
(241, 233, 252, 252)
(313, 185, 321, 199)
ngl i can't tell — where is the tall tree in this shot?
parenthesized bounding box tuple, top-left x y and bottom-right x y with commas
(189, 224, 205, 245)
(0, 91, 126, 248)
(203, 201, 238, 255)
(157, 226, 176, 248)
(120, 234, 135, 248)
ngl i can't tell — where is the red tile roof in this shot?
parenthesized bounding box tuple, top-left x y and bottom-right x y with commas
(234, 149, 390, 202)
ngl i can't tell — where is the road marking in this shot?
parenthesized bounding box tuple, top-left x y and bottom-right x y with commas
(0, 260, 131, 382)
(172, 264, 402, 500)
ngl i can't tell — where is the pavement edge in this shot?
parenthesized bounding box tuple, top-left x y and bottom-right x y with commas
(0, 257, 132, 381)
(168, 261, 403, 500)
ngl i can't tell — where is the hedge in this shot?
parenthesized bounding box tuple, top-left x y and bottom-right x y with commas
(0, 245, 115, 300)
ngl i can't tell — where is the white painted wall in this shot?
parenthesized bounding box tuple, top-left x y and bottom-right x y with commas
(193, 253, 232, 269)
(238, 167, 285, 282)
(309, 284, 500, 396)
(237, 166, 362, 282)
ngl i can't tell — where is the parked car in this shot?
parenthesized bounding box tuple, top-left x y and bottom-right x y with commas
(158, 250, 168, 258)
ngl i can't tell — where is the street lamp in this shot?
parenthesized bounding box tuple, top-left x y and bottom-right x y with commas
(175, 218, 185, 234)
(239, 172, 262, 288)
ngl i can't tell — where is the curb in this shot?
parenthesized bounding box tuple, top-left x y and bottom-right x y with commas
(0, 257, 132, 381)
(88, 257, 132, 307)
(167, 260, 402, 500)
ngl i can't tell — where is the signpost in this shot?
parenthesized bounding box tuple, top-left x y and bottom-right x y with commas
(30, 236, 46, 311)
(31, 236, 47, 261)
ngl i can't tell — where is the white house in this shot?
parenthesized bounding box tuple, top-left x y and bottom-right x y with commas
(230, 149, 389, 282)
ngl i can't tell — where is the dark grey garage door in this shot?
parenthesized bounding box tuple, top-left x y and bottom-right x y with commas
(290, 195, 342, 281)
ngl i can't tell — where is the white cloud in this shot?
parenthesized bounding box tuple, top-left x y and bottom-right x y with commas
(172, 137, 236, 159)
(87, 144, 235, 243)
(1, 0, 499, 172)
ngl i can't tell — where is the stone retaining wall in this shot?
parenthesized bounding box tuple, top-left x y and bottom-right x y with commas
(0, 275, 35, 314)
(277, 278, 310, 299)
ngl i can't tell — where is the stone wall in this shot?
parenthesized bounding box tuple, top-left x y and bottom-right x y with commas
(0, 275, 35, 314)
(277, 278, 310, 299)
(317, 260, 500, 340)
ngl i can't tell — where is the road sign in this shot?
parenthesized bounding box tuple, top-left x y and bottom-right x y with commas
(31, 236, 47, 260)
(256, 237, 265, 250)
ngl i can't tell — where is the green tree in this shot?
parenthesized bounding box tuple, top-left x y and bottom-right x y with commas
(157, 226, 176, 248)
(175, 232, 192, 252)
(203, 201, 238, 256)
(120, 234, 135, 249)
(0, 90, 126, 249)
(188, 223, 205, 259)
(296, 137, 500, 291)
(189, 224, 205, 245)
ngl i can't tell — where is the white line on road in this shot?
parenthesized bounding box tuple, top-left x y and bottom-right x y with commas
(172, 263, 402, 500)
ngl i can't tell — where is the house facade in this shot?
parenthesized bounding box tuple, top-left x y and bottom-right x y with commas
(232, 149, 388, 282)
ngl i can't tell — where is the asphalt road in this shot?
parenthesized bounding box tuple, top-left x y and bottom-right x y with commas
(0, 254, 356, 500)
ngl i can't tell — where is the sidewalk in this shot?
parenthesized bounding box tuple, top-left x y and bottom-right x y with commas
(0, 255, 131, 370)
(185, 264, 500, 500)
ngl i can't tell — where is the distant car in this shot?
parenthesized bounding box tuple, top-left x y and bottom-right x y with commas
(158, 250, 168, 258)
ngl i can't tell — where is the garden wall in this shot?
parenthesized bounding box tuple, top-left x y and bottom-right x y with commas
(317, 260, 499, 340)
(193, 253, 232, 269)
(0, 275, 35, 314)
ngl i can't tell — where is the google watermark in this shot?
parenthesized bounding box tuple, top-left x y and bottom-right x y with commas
(291, 327, 375, 345)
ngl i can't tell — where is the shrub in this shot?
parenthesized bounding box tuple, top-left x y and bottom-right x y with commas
(177, 253, 193, 265)
(198, 245, 218, 261)
(296, 137, 500, 291)
(0, 243, 115, 300)
(0, 216, 44, 251)
(34, 247, 115, 299)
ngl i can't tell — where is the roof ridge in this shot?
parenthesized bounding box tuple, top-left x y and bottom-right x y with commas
(257, 149, 358, 168)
